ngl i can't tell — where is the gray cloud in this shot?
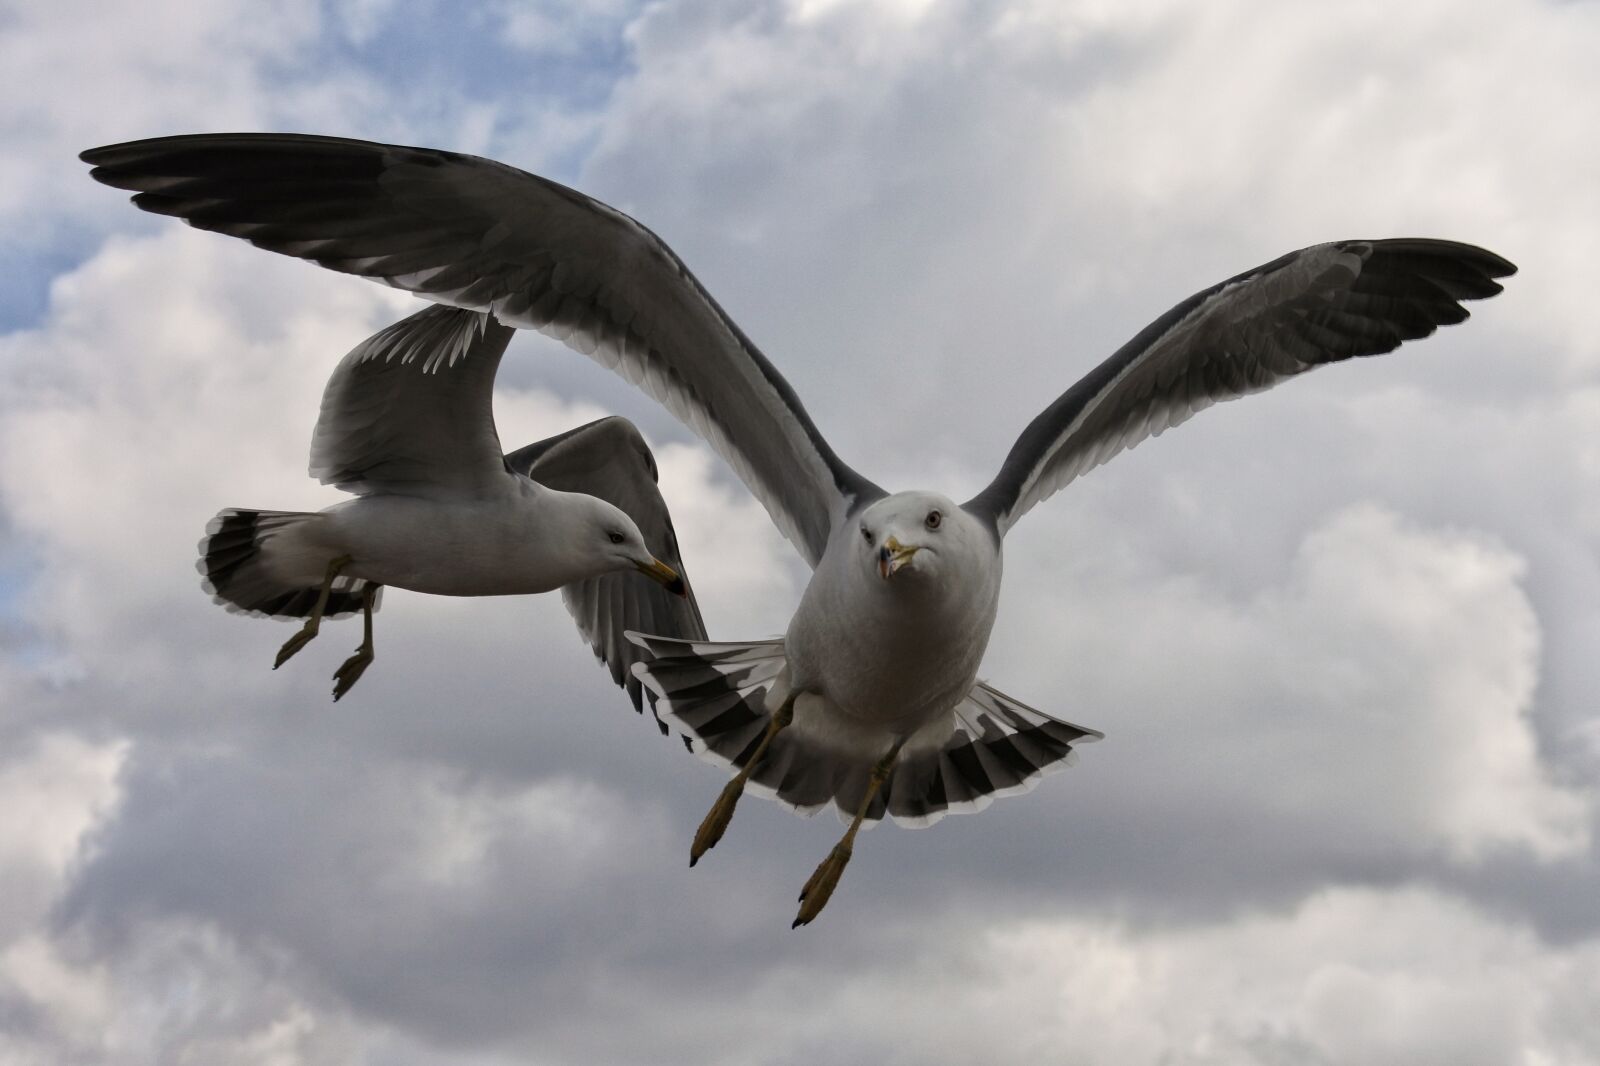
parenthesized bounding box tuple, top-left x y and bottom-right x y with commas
(2, 0, 1598, 1063)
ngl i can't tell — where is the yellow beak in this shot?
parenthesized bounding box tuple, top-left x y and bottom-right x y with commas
(877, 536, 920, 580)
(635, 557, 687, 597)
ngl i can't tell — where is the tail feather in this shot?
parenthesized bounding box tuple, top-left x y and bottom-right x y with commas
(198, 509, 380, 619)
(627, 633, 1101, 828)
(881, 681, 1101, 826)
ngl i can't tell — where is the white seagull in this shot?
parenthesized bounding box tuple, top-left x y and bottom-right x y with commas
(85, 134, 1515, 925)
(197, 299, 701, 711)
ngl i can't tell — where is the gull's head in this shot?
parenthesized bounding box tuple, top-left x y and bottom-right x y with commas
(573, 496, 685, 596)
(856, 491, 971, 585)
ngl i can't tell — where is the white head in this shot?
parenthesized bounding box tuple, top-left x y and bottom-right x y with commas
(562, 493, 685, 594)
(854, 491, 987, 589)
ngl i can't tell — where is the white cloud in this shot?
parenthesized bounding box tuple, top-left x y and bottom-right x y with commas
(904, 886, 1600, 1066)
(0, 231, 398, 672)
(2, 0, 320, 239)
(0, 733, 127, 1066)
(395, 884, 1600, 1065)
(993, 504, 1589, 869)
(0, 733, 126, 936)
(3, 0, 1599, 1062)
(491, 0, 641, 57)
(1280, 507, 1585, 861)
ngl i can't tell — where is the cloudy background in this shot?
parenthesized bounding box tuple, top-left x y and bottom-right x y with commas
(2, 0, 1598, 1062)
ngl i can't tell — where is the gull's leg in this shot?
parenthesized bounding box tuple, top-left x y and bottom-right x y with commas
(331, 583, 380, 702)
(273, 554, 352, 670)
(793, 739, 904, 929)
(690, 693, 796, 866)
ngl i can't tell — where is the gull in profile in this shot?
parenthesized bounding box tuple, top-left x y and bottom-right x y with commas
(197, 300, 701, 709)
(85, 134, 1515, 924)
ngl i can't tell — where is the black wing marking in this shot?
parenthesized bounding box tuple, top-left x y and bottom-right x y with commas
(965, 239, 1515, 535)
(506, 417, 707, 725)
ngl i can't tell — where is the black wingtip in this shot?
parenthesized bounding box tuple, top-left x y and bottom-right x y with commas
(80, 137, 162, 166)
(79, 143, 121, 166)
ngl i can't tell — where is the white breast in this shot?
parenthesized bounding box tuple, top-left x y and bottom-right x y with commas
(783, 510, 1002, 737)
(314, 477, 579, 596)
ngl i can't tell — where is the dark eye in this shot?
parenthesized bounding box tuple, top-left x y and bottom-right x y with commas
(925, 509, 942, 530)
(861, 525, 873, 544)
(608, 530, 625, 545)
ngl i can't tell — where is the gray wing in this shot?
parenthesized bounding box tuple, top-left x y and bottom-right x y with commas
(964, 239, 1516, 535)
(505, 417, 708, 727)
(311, 304, 515, 499)
(83, 132, 884, 566)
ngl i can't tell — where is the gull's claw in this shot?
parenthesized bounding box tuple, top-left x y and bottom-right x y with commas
(274, 623, 319, 669)
(331, 582, 379, 702)
(332, 647, 373, 701)
(792, 841, 853, 928)
(691, 778, 744, 866)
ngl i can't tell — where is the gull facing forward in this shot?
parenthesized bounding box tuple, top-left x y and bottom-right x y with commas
(86, 134, 1515, 924)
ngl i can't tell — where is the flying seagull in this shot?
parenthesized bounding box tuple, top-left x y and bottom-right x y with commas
(84, 133, 1515, 925)
(197, 299, 702, 712)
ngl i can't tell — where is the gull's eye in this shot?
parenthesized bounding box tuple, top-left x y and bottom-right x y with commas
(925, 509, 943, 530)
(861, 525, 873, 544)
(608, 530, 625, 545)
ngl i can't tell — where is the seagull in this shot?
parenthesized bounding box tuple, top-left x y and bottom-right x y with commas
(197, 298, 702, 711)
(85, 133, 1515, 924)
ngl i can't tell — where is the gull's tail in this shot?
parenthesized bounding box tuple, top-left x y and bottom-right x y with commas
(198, 509, 380, 619)
(627, 633, 1102, 828)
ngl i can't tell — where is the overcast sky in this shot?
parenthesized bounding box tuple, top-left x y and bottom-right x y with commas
(2, 1, 1598, 1063)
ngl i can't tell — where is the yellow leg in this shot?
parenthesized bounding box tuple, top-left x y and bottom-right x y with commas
(792, 740, 903, 929)
(690, 693, 796, 867)
(331, 583, 380, 702)
(273, 554, 352, 670)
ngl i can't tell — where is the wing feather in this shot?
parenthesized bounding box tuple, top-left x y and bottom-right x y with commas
(84, 132, 884, 566)
(965, 239, 1515, 534)
(310, 305, 513, 499)
(505, 417, 708, 722)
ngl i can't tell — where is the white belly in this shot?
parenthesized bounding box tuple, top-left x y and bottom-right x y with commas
(277, 491, 571, 597)
(783, 544, 1001, 738)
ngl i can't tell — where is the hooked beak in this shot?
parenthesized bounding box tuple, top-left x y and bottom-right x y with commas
(635, 557, 687, 597)
(877, 536, 920, 580)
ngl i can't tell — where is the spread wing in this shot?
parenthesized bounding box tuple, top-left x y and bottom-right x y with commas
(83, 132, 885, 566)
(964, 239, 1515, 535)
(505, 417, 708, 725)
(311, 304, 514, 499)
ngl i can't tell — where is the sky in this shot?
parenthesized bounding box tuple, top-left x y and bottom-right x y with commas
(2, 0, 1598, 1063)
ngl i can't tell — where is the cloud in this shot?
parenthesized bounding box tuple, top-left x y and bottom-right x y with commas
(1010, 503, 1589, 864)
(3, 0, 1599, 1062)
(846, 885, 1600, 1066)
(0, 733, 126, 938)
(0, 732, 127, 1066)
(490, 0, 643, 57)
